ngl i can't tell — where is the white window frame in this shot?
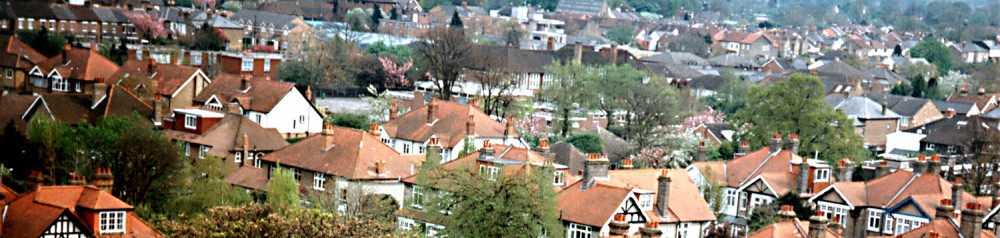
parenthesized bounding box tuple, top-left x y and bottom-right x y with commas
(184, 114, 197, 129)
(403, 144, 411, 154)
(254, 153, 263, 168)
(313, 172, 326, 190)
(75, 82, 81, 92)
(184, 143, 190, 156)
(868, 209, 883, 231)
(411, 186, 425, 208)
(241, 58, 253, 71)
(638, 193, 654, 210)
(191, 52, 202, 65)
(264, 59, 271, 72)
(553, 171, 565, 186)
(815, 168, 830, 182)
(817, 202, 849, 227)
(567, 223, 592, 238)
(199, 145, 210, 159)
(52, 77, 68, 92)
(5, 68, 12, 78)
(235, 152, 242, 163)
(98, 211, 126, 234)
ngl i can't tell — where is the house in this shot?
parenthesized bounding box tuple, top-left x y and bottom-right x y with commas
(380, 99, 528, 162)
(190, 11, 244, 51)
(717, 31, 778, 60)
(807, 156, 994, 237)
(2, 173, 162, 237)
(229, 125, 423, 209)
(826, 94, 901, 149)
(111, 59, 211, 123)
(953, 42, 989, 64)
(1, 3, 135, 43)
(193, 74, 321, 138)
(216, 52, 282, 80)
(28, 45, 119, 94)
(0, 93, 53, 136)
(687, 134, 836, 232)
(162, 107, 288, 171)
(41, 82, 154, 125)
(692, 122, 733, 146)
(865, 93, 943, 130)
(946, 88, 998, 113)
(0, 34, 47, 90)
(864, 67, 906, 93)
(555, 0, 608, 17)
(492, 6, 567, 44)
(230, 10, 316, 53)
(747, 206, 841, 238)
(903, 114, 982, 164)
(466, 45, 556, 94)
(396, 143, 572, 236)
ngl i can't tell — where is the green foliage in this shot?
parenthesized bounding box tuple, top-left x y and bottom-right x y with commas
(220, 1, 242, 11)
(776, 192, 810, 220)
(153, 204, 400, 237)
(910, 75, 928, 98)
(606, 24, 636, 45)
(389, 6, 400, 20)
(346, 8, 372, 31)
(732, 73, 866, 163)
(456, 137, 475, 159)
(450, 11, 464, 28)
(280, 36, 356, 91)
(191, 22, 225, 51)
(748, 202, 778, 232)
(891, 83, 914, 97)
(267, 164, 301, 214)
(910, 37, 953, 75)
(326, 112, 370, 130)
(97, 38, 128, 65)
(713, 141, 734, 161)
(18, 29, 69, 57)
(365, 42, 412, 58)
(564, 132, 604, 154)
(166, 157, 251, 217)
(704, 73, 754, 116)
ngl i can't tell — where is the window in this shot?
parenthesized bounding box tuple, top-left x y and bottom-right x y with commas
(418, 146, 425, 154)
(75, 82, 81, 92)
(398, 219, 415, 231)
(292, 168, 301, 182)
(254, 154, 262, 168)
(679, 223, 691, 237)
(17, 18, 22, 29)
(199, 146, 210, 159)
(27, 19, 33, 30)
(926, 144, 936, 151)
(5, 68, 12, 78)
(553, 171, 565, 186)
(299, 115, 305, 123)
(241, 58, 253, 71)
(947, 146, 957, 154)
(817, 202, 848, 226)
(638, 194, 653, 210)
(191, 52, 202, 65)
(901, 117, 909, 126)
(184, 143, 190, 156)
(255, 114, 262, 123)
(815, 169, 830, 182)
(235, 152, 242, 163)
(136, 50, 142, 60)
(184, 114, 197, 129)
(726, 190, 738, 206)
(403, 144, 411, 154)
(99, 211, 126, 234)
(313, 173, 325, 190)
(52, 77, 68, 91)
(264, 59, 271, 72)
(480, 165, 501, 181)
(868, 210, 883, 231)
(411, 186, 425, 208)
(567, 223, 592, 238)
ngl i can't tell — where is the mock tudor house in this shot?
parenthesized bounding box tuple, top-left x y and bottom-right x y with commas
(688, 134, 835, 233)
(229, 125, 424, 210)
(380, 98, 528, 162)
(194, 74, 322, 138)
(397, 143, 572, 236)
(111, 58, 211, 123)
(808, 155, 989, 237)
(0, 34, 47, 90)
(162, 107, 289, 171)
(29, 45, 119, 94)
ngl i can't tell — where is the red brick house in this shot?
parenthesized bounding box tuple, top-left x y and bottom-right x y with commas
(0, 34, 47, 90)
(28, 45, 119, 94)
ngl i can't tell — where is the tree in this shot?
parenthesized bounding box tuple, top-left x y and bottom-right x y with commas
(564, 132, 604, 154)
(153, 204, 399, 237)
(732, 73, 866, 162)
(98, 39, 126, 65)
(450, 11, 464, 28)
(125, 12, 167, 41)
(166, 156, 251, 217)
(897, 62, 940, 81)
(500, 20, 525, 47)
(346, 8, 372, 31)
(606, 24, 636, 45)
(413, 28, 471, 100)
(280, 36, 355, 91)
(891, 82, 914, 97)
(910, 36, 953, 75)
(370, 5, 383, 32)
(220, 1, 242, 11)
(705, 73, 754, 115)
(326, 112, 370, 130)
(666, 33, 710, 57)
(19, 29, 68, 57)
(910, 75, 928, 98)
(378, 55, 412, 88)
(267, 164, 300, 214)
(543, 61, 599, 137)
(892, 44, 903, 57)
(191, 22, 226, 51)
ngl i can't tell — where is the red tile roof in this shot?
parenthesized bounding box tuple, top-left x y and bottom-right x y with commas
(261, 126, 422, 180)
(823, 170, 976, 209)
(0, 94, 49, 134)
(193, 74, 295, 113)
(556, 180, 634, 227)
(111, 59, 204, 96)
(165, 113, 288, 157)
(226, 166, 269, 190)
(93, 84, 153, 118)
(35, 46, 118, 82)
(891, 218, 996, 238)
(749, 219, 842, 238)
(3, 185, 161, 238)
(0, 34, 46, 68)
(382, 99, 516, 148)
(603, 169, 716, 222)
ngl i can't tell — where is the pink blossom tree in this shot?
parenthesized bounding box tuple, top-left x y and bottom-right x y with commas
(682, 106, 726, 129)
(378, 55, 412, 88)
(193, 0, 217, 9)
(516, 115, 549, 138)
(125, 12, 166, 41)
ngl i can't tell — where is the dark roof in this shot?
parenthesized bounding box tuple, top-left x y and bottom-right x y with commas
(556, 0, 605, 15)
(231, 9, 301, 29)
(7, 2, 56, 19)
(547, 141, 587, 175)
(0, 94, 50, 135)
(815, 60, 867, 80)
(690, 74, 728, 91)
(904, 115, 976, 146)
(467, 45, 556, 73)
(864, 93, 933, 117)
(931, 100, 975, 115)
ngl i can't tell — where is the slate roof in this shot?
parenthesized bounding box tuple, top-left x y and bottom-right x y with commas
(193, 74, 296, 113)
(707, 54, 754, 67)
(231, 9, 302, 30)
(864, 67, 906, 84)
(815, 60, 867, 81)
(689, 74, 728, 91)
(0, 94, 51, 135)
(556, 0, 605, 15)
(644, 62, 703, 80)
(931, 100, 975, 115)
(906, 115, 979, 146)
(864, 93, 932, 117)
(382, 99, 515, 148)
(945, 92, 996, 110)
(3, 185, 161, 238)
(262, 126, 422, 180)
(827, 95, 901, 120)
(226, 166, 269, 190)
(640, 52, 708, 66)
(467, 45, 556, 73)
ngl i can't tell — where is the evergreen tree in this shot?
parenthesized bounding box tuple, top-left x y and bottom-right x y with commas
(34, 28, 52, 56)
(926, 77, 943, 100)
(911, 75, 927, 98)
(891, 83, 914, 96)
(893, 44, 903, 57)
(370, 4, 383, 32)
(564, 132, 604, 154)
(450, 11, 463, 28)
(390, 6, 399, 20)
(266, 163, 300, 214)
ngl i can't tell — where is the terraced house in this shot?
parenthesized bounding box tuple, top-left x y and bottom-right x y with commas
(1, 2, 135, 43)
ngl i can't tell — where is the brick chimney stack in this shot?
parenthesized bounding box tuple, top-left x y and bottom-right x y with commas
(736, 141, 750, 157)
(504, 116, 515, 138)
(913, 155, 927, 174)
(640, 222, 662, 238)
(62, 44, 70, 64)
(147, 57, 157, 73)
(426, 98, 437, 124)
(241, 74, 250, 91)
(875, 160, 889, 178)
(534, 138, 550, 154)
(979, 87, 986, 96)
(93, 168, 114, 194)
(656, 169, 671, 218)
(808, 210, 829, 238)
(369, 124, 380, 137)
(797, 157, 810, 194)
(787, 133, 800, 154)
(621, 159, 634, 169)
(389, 102, 398, 120)
(835, 158, 855, 182)
(608, 214, 629, 236)
(154, 93, 163, 124)
(469, 98, 478, 107)
(929, 154, 942, 175)
(466, 115, 475, 135)
(27, 171, 44, 189)
(695, 141, 707, 162)
(323, 124, 335, 151)
(581, 153, 609, 189)
(242, 133, 249, 167)
(777, 205, 796, 222)
(937, 199, 954, 220)
(953, 178, 964, 210)
(769, 134, 782, 153)
(960, 203, 984, 238)
(69, 173, 86, 185)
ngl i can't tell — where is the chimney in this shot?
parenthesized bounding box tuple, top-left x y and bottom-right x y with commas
(787, 133, 801, 154)
(695, 141, 707, 162)
(621, 158, 634, 169)
(427, 137, 443, 160)
(828, 217, 843, 235)
(960, 203, 984, 238)
(929, 154, 942, 175)
(640, 222, 662, 238)
(608, 214, 629, 236)
(27, 171, 44, 189)
(305, 86, 313, 102)
(936, 199, 954, 220)
(369, 124, 380, 137)
(808, 210, 829, 238)
(574, 42, 583, 63)
(148, 58, 157, 73)
(610, 44, 619, 65)
(389, 102, 398, 120)
(469, 98, 478, 107)
(777, 205, 797, 222)
(426, 98, 436, 124)
(961, 85, 969, 95)
(769, 134, 782, 153)
(154, 94, 163, 124)
(504, 116, 515, 138)
(374, 160, 386, 176)
(535, 138, 550, 154)
(875, 160, 889, 178)
(323, 125, 335, 151)
(835, 158, 855, 182)
(913, 155, 927, 173)
(797, 157, 810, 194)
(736, 141, 750, 157)
(242, 133, 249, 167)
(953, 178, 964, 210)
(69, 173, 86, 185)
(656, 169, 671, 218)
(465, 115, 476, 135)
(881, 102, 888, 116)
(581, 153, 610, 189)
(546, 37, 554, 51)
(479, 140, 495, 159)
(62, 44, 70, 64)
(944, 108, 957, 118)
(979, 87, 986, 96)
(94, 168, 114, 194)
(240, 74, 250, 91)
(93, 78, 107, 106)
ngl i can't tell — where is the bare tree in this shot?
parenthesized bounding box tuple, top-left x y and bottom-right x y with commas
(414, 28, 472, 100)
(472, 68, 517, 118)
(966, 116, 1000, 195)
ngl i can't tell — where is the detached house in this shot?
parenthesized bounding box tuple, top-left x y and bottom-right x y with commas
(0, 93, 54, 136)
(380, 99, 528, 162)
(827, 93, 901, 149)
(162, 107, 289, 171)
(0, 34, 47, 90)
(947, 88, 998, 113)
(111, 59, 211, 123)
(194, 74, 322, 138)
(688, 134, 835, 232)
(865, 93, 942, 130)
(29, 45, 119, 94)
(717, 31, 778, 60)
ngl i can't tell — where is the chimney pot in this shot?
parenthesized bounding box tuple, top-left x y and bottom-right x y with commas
(769, 134, 782, 152)
(389, 102, 398, 120)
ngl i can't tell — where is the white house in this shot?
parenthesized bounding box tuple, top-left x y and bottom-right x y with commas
(194, 74, 323, 138)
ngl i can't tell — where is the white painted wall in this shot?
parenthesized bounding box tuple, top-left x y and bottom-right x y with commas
(261, 89, 323, 136)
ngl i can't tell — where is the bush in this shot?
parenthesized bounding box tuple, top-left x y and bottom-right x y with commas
(564, 132, 603, 154)
(327, 112, 370, 130)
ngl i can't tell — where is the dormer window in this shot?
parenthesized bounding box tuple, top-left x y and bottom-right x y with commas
(241, 58, 253, 72)
(815, 168, 830, 182)
(637, 193, 653, 210)
(553, 171, 565, 186)
(99, 211, 126, 234)
(184, 114, 197, 129)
